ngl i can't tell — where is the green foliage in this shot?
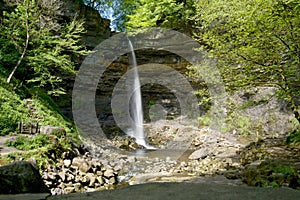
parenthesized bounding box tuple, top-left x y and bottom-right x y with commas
(0, 0, 89, 95)
(286, 129, 300, 144)
(0, 86, 28, 135)
(0, 37, 19, 68)
(197, 91, 266, 137)
(197, 115, 211, 127)
(0, 0, 82, 170)
(27, 88, 72, 131)
(111, 0, 136, 31)
(0, 63, 72, 135)
(125, 0, 195, 33)
(239, 100, 268, 110)
(5, 131, 81, 169)
(148, 99, 156, 107)
(5, 134, 50, 151)
(225, 112, 253, 136)
(192, 0, 300, 122)
(81, 0, 134, 31)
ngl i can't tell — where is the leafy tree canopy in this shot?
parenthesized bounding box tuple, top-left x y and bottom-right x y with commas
(0, 0, 89, 95)
(120, 0, 300, 122)
(125, 0, 195, 33)
(192, 0, 300, 122)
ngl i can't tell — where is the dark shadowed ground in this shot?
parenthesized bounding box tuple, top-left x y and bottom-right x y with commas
(1, 181, 299, 200)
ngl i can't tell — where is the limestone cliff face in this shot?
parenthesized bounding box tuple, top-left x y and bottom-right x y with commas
(58, 0, 111, 49)
(96, 49, 200, 135)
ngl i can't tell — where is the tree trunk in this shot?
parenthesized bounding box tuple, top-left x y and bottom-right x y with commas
(7, 2, 30, 83)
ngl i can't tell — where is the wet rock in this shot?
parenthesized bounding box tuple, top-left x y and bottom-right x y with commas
(223, 170, 241, 180)
(0, 161, 49, 194)
(112, 136, 143, 151)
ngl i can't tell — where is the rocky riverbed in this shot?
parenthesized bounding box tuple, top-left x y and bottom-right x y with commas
(38, 118, 300, 196)
(1, 117, 299, 196)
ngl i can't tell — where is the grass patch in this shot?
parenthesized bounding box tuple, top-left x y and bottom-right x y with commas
(5, 131, 81, 169)
(0, 86, 29, 135)
(0, 65, 81, 170)
(0, 65, 72, 135)
(239, 99, 268, 109)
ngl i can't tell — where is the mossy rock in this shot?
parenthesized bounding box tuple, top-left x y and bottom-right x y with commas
(0, 161, 49, 194)
(241, 161, 300, 189)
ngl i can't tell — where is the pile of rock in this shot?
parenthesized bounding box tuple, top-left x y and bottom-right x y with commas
(42, 155, 119, 195)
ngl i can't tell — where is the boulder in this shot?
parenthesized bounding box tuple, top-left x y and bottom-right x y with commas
(72, 157, 91, 173)
(103, 169, 115, 178)
(189, 147, 210, 160)
(0, 161, 49, 194)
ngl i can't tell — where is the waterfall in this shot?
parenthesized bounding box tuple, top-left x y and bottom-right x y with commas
(127, 40, 155, 149)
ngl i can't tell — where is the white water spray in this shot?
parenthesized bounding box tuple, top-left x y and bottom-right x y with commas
(128, 40, 155, 149)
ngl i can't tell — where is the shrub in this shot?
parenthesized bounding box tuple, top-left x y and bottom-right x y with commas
(0, 87, 29, 135)
(286, 130, 300, 145)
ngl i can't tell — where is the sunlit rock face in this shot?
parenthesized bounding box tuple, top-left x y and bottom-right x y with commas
(57, 0, 111, 49)
(228, 87, 296, 138)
